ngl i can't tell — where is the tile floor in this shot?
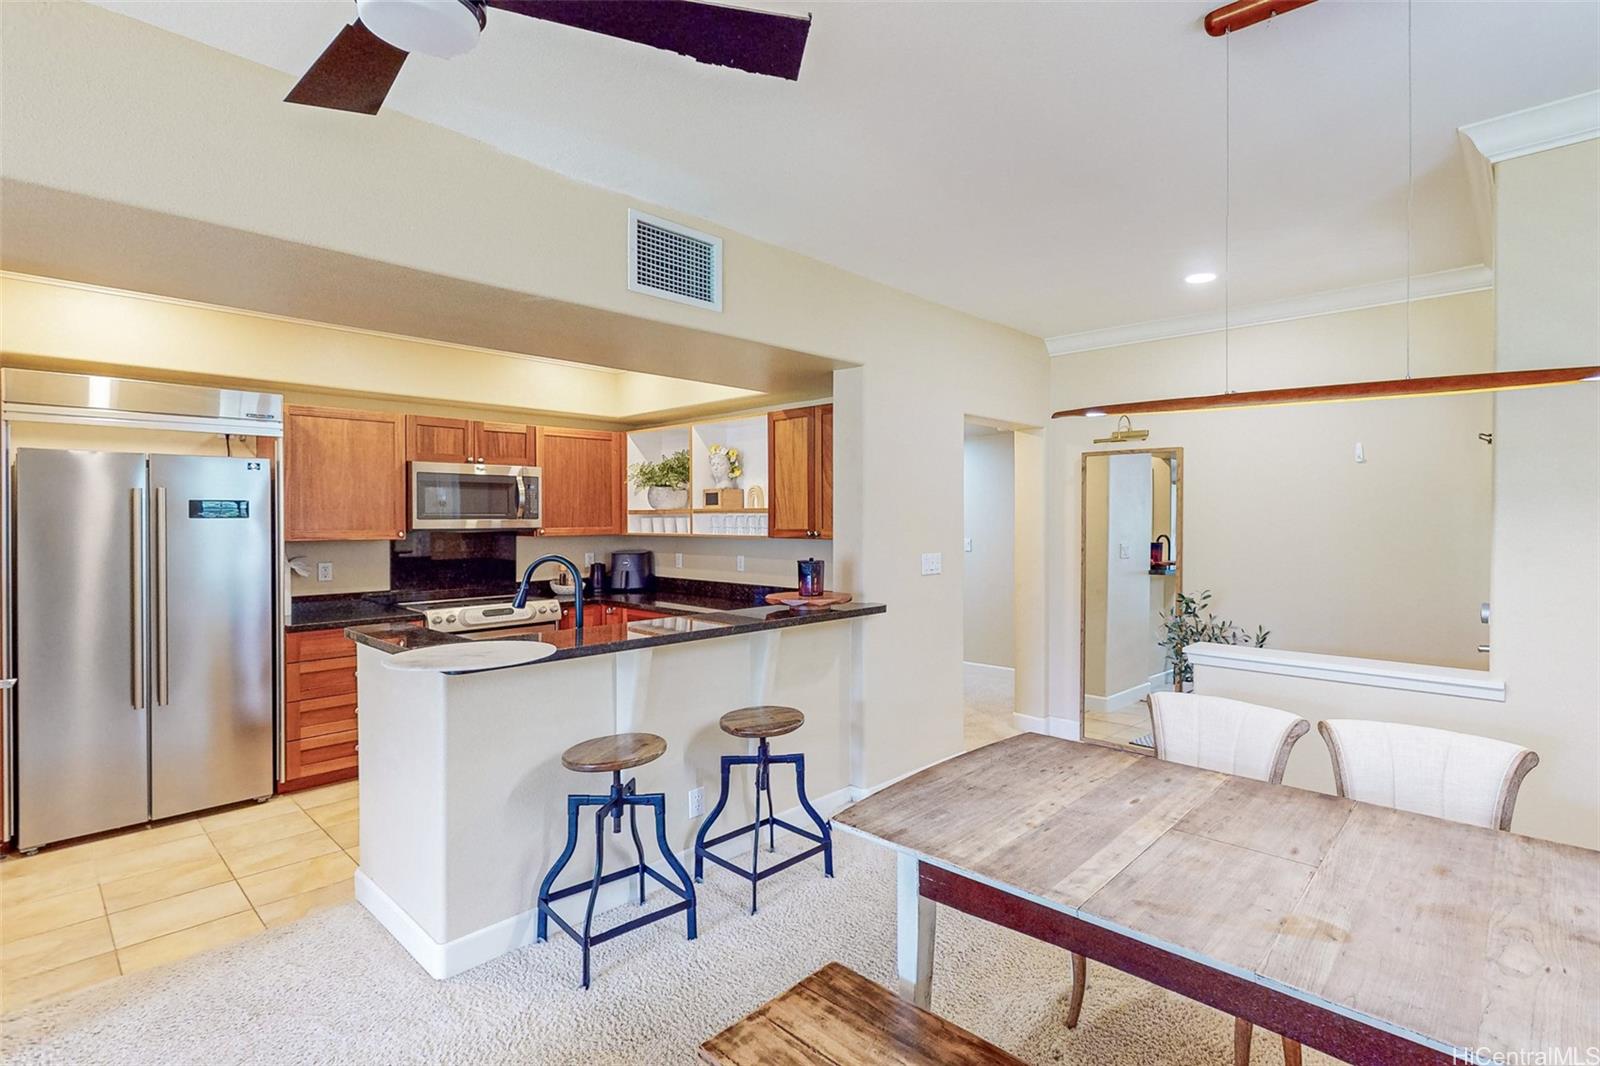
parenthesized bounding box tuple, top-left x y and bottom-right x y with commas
(1083, 701, 1154, 751)
(0, 780, 359, 1014)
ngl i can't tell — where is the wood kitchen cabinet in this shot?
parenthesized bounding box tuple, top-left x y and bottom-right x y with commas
(282, 626, 359, 792)
(406, 415, 536, 466)
(535, 427, 625, 535)
(285, 405, 407, 541)
(768, 404, 833, 539)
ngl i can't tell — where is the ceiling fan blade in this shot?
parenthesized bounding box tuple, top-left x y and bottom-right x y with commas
(285, 20, 409, 114)
(485, 0, 810, 80)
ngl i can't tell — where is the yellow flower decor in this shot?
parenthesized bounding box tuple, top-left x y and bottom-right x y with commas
(709, 444, 744, 479)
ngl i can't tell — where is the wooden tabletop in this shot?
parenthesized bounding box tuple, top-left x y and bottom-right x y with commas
(699, 962, 1024, 1066)
(833, 733, 1600, 1059)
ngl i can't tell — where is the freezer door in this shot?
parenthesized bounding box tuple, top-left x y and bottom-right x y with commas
(14, 449, 151, 849)
(149, 455, 274, 819)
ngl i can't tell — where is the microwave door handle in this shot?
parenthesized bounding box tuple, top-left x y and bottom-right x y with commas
(515, 475, 527, 519)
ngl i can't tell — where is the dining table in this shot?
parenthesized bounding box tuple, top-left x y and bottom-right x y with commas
(831, 732, 1600, 1066)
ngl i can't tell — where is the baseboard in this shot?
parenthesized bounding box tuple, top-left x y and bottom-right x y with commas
(1012, 713, 1080, 740)
(358, 786, 855, 981)
(1084, 681, 1149, 713)
(962, 661, 1015, 681)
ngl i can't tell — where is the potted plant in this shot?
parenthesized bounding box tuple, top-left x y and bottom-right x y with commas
(1158, 590, 1269, 691)
(629, 449, 691, 510)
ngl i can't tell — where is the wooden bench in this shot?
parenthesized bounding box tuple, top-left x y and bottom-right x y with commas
(699, 962, 1024, 1066)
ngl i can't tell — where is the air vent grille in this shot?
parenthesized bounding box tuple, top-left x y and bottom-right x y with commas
(628, 210, 722, 311)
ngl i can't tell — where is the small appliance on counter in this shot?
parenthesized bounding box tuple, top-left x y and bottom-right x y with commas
(797, 558, 825, 597)
(588, 561, 609, 595)
(610, 550, 655, 592)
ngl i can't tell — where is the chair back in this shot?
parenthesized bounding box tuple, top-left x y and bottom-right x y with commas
(1148, 692, 1310, 785)
(1316, 719, 1538, 831)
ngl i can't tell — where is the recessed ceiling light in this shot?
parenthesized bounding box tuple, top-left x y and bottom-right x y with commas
(1184, 272, 1218, 285)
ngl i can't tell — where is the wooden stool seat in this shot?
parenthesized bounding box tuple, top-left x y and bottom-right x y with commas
(562, 732, 667, 773)
(719, 706, 805, 739)
(700, 962, 1024, 1065)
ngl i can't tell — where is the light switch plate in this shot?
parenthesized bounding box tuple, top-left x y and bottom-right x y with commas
(1118, 542, 1131, 560)
(736, 555, 746, 572)
(675, 552, 684, 568)
(316, 562, 334, 583)
(584, 552, 595, 567)
(921, 552, 942, 576)
(964, 538, 973, 552)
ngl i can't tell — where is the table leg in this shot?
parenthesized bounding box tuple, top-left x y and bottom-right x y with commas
(895, 852, 935, 1008)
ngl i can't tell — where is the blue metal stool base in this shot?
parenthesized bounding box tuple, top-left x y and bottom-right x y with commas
(693, 738, 834, 914)
(536, 771, 697, 989)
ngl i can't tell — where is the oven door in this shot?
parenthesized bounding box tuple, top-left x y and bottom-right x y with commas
(409, 462, 542, 530)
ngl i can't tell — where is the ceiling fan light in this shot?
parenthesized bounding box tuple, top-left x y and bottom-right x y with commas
(356, 0, 485, 59)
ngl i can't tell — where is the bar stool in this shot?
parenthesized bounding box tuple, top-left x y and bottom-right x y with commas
(693, 706, 834, 914)
(536, 732, 697, 989)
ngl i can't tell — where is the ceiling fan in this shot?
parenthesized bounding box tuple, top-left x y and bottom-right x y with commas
(286, 0, 812, 115)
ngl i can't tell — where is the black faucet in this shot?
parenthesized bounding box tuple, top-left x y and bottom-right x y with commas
(514, 554, 584, 630)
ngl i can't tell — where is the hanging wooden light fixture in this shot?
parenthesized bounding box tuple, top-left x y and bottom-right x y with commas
(1055, 0, 1600, 421)
(1054, 367, 1600, 419)
(1204, 0, 1318, 37)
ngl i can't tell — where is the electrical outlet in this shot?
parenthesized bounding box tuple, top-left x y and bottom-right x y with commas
(736, 555, 746, 572)
(964, 538, 973, 553)
(675, 552, 684, 568)
(687, 786, 705, 817)
(920, 552, 942, 576)
(316, 562, 334, 583)
(584, 552, 595, 567)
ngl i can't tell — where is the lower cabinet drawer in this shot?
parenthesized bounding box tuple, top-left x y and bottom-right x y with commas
(286, 656, 357, 701)
(286, 729, 358, 781)
(285, 693, 358, 741)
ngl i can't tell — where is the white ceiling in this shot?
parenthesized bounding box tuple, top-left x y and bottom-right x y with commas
(91, 1, 1600, 341)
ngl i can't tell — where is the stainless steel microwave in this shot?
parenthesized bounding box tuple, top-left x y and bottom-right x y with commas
(409, 462, 541, 531)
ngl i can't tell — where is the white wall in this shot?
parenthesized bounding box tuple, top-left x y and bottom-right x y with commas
(1483, 139, 1600, 849)
(1048, 291, 1497, 740)
(962, 431, 1015, 668)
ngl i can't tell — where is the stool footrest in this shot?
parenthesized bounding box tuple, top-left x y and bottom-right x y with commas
(702, 842, 826, 883)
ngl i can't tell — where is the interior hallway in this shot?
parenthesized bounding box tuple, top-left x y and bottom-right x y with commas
(963, 663, 1019, 751)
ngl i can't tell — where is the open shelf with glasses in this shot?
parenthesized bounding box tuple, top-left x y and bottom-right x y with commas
(620, 411, 794, 539)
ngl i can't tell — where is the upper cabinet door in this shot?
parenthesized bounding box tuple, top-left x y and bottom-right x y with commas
(768, 406, 817, 538)
(535, 427, 625, 536)
(407, 416, 473, 463)
(768, 404, 833, 539)
(817, 404, 833, 540)
(286, 405, 407, 541)
(475, 421, 537, 466)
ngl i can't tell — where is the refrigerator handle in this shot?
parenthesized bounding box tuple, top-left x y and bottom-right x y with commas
(155, 486, 169, 706)
(131, 488, 146, 710)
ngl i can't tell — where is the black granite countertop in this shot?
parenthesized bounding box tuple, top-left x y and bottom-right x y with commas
(289, 577, 787, 632)
(346, 599, 884, 667)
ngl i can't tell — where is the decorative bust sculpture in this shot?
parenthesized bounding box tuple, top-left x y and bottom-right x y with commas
(708, 445, 742, 488)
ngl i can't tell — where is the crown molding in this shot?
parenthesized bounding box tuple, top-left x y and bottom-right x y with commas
(1045, 265, 1493, 357)
(1458, 90, 1600, 165)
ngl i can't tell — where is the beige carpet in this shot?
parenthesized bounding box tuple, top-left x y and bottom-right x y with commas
(1, 834, 1342, 1065)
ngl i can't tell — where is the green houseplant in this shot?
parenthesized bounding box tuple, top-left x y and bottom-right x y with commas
(1158, 590, 1269, 690)
(629, 449, 691, 510)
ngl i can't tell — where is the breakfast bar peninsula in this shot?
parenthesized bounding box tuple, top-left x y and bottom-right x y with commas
(344, 584, 883, 979)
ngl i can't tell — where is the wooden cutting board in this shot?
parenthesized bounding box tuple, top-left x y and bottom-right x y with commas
(764, 591, 853, 610)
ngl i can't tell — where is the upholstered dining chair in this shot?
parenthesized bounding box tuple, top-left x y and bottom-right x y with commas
(1316, 719, 1540, 831)
(1066, 692, 1312, 1066)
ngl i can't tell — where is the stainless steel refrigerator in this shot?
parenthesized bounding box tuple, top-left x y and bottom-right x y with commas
(13, 448, 274, 849)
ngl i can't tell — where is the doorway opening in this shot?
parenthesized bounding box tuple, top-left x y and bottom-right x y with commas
(962, 419, 1021, 750)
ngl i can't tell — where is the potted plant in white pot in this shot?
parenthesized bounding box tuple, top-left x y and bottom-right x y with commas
(629, 449, 691, 510)
(1158, 590, 1269, 692)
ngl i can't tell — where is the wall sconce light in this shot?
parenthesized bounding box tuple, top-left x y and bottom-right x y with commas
(1092, 415, 1151, 444)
